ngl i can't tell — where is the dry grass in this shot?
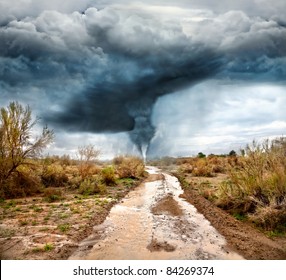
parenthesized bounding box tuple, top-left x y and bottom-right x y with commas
(174, 138, 286, 232)
(177, 156, 229, 178)
(0, 154, 146, 201)
(114, 156, 145, 179)
(0, 154, 146, 259)
(215, 138, 286, 231)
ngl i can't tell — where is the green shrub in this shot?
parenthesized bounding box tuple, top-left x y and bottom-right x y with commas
(57, 224, 70, 233)
(101, 166, 116, 185)
(43, 188, 63, 202)
(41, 165, 69, 187)
(43, 243, 54, 251)
(69, 175, 82, 189)
(197, 152, 206, 158)
(78, 178, 106, 195)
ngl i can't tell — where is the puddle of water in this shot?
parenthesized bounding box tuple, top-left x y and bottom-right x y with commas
(69, 167, 243, 260)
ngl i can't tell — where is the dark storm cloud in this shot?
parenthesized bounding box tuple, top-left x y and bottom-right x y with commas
(0, 3, 286, 156)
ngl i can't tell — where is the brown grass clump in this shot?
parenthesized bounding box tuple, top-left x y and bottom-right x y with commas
(249, 203, 286, 231)
(114, 156, 145, 179)
(178, 157, 225, 177)
(208, 156, 227, 173)
(1, 171, 42, 199)
(192, 159, 214, 177)
(216, 138, 286, 231)
(78, 163, 94, 179)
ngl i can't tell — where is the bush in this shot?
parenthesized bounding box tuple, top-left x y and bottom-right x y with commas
(59, 154, 73, 166)
(191, 159, 214, 177)
(43, 188, 63, 202)
(177, 157, 226, 177)
(41, 165, 69, 187)
(216, 138, 286, 230)
(0, 102, 53, 193)
(101, 166, 116, 186)
(115, 156, 145, 179)
(208, 156, 227, 173)
(249, 203, 286, 231)
(0, 171, 42, 199)
(179, 164, 194, 174)
(113, 156, 124, 165)
(78, 178, 106, 195)
(77, 145, 100, 179)
(197, 152, 206, 158)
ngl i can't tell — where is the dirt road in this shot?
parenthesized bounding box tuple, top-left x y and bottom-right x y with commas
(69, 167, 243, 260)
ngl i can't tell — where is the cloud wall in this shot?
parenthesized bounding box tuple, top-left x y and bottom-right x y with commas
(0, 1, 285, 157)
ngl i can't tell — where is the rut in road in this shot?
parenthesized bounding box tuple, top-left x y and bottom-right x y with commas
(69, 167, 243, 260)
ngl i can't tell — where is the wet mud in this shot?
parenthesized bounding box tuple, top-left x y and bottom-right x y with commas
(69, 167, 243, 260)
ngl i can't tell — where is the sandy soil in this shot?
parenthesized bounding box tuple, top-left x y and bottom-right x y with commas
(0, 179, 143, 260)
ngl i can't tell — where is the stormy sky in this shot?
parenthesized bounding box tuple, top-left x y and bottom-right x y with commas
(0, 0, 286, 159)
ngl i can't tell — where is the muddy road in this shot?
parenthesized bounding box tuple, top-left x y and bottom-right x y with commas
(69, 167, 243, 260)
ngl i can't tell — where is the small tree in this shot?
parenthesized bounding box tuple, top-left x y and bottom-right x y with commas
(77, 144, 100, 178)
(197, 152, 206, 158)
(77, 144, 100, 163)
(229, 150, 237, 157)
(0, 101, 54, 186)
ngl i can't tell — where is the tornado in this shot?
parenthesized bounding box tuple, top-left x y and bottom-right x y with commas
(127, 98, 156, 161)
(43, 52, 223, 160)
(2, 5, 283, 159)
